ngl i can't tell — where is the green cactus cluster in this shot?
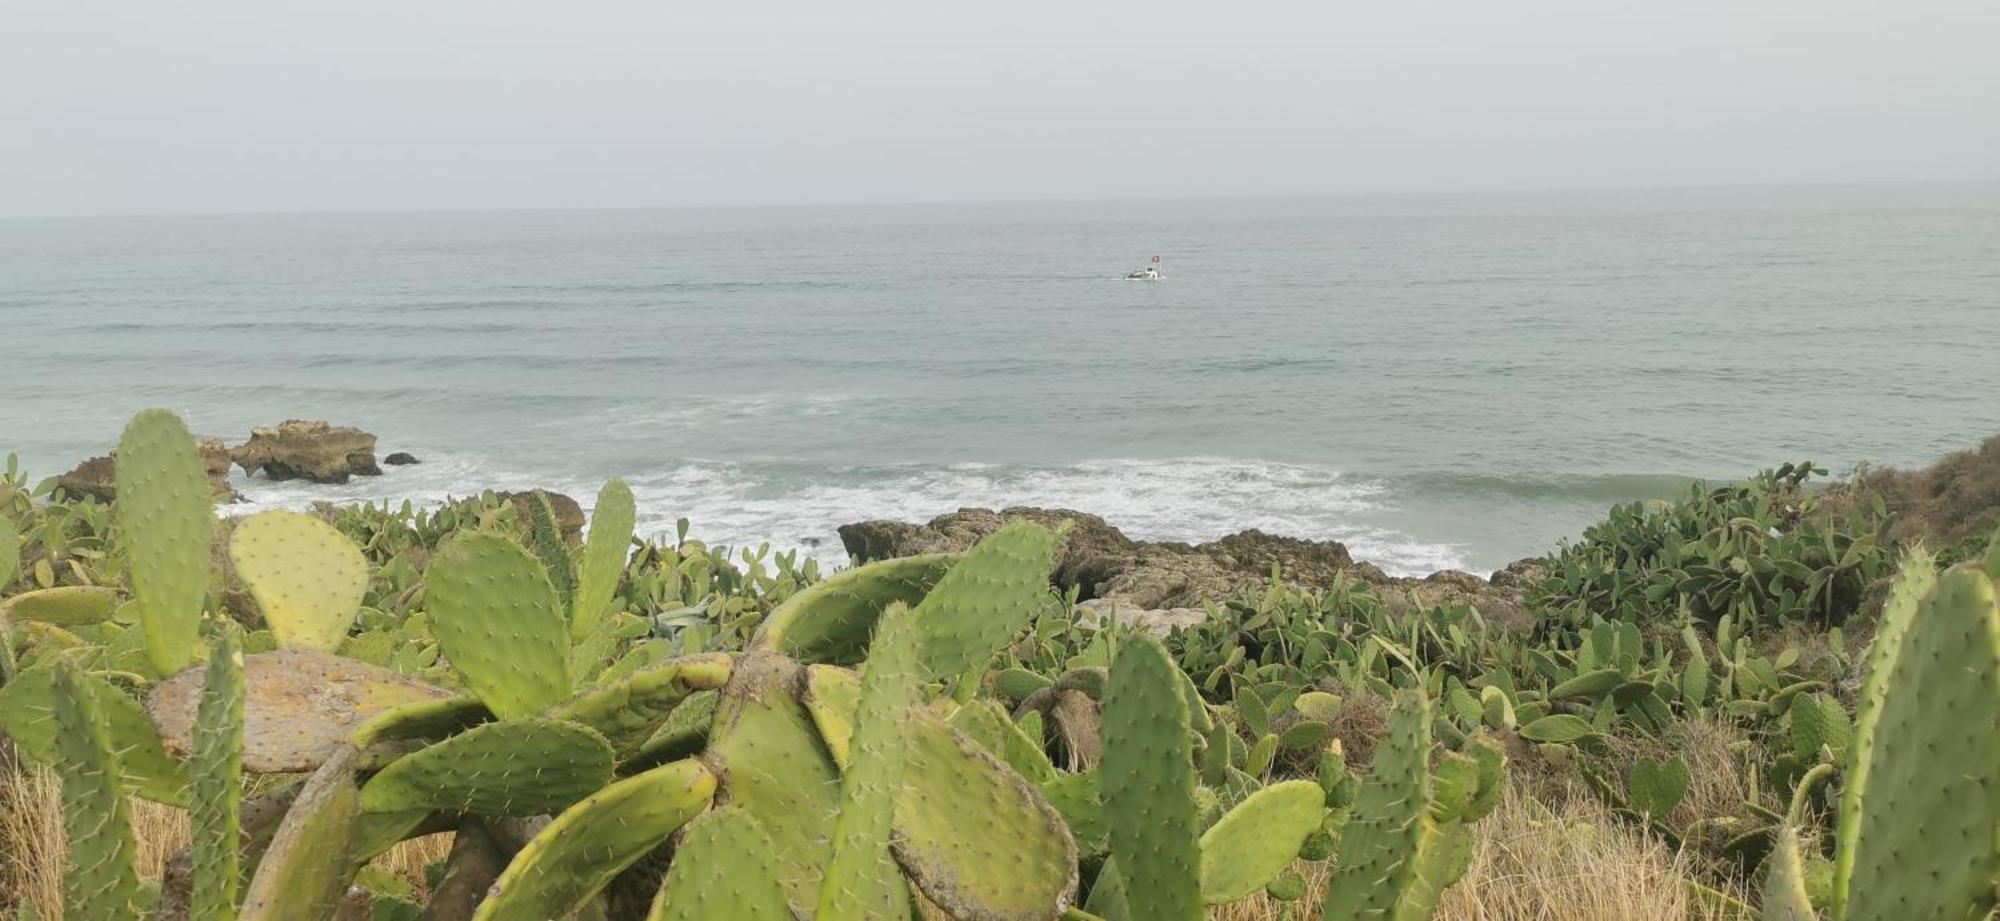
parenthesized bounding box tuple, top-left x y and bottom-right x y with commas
(3, 409, 1994, 921)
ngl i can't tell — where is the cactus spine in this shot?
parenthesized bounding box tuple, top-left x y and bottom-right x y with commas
(190, 633, 246, 921)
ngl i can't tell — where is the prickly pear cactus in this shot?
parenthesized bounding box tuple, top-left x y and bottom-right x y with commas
(818, 602, 922, 920)
(239, 744, 363, 921)
(424, 532, 571, 719)
(116, 409, 214, 675)
(752, 552, 957, 665)
(646, 807, 791, 921)
(359, 717, 614, 816)
(190, 633, 245, 921)
(471, 759, 717, 921)
(228, 510, 368, 652)
(547, 652, 732, 756)
(911, 520, 1062, 678)
(50, 660, 143, 921)
(0, 585, 121, 626)
(1322, 691, 1434, 921)
(1836, 562, 1999, 921)
(1198, 780, 1327, 904)
(570, 478, 635, 642)
(1102, 632, 1202, 921)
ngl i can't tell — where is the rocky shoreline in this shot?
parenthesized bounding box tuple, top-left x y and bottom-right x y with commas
(839, 506, 1538, 635)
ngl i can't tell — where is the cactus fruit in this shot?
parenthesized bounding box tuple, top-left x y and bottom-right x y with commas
(0, 584, 121, 626)
(911, 520, 1062, 678)
(547, 652, 732, 756)
(424, 532, 572, 719)
(360, 718, 614, 816)
(115, 409, 214, 675)
(0, 662, 188, 804)
(1835, 562, 1999, 920)
(239, 744, 363, 921)
(1101, 632, 1202, 921)
(1321, 692, 1433, 921)
(49, 660, 143, 921)
(646, 807, 791, 921)
(570, 478, 635, 642)
(818, 602, 922, 921)
(227, 510, 369, 652)
(1197, 780, 1327, 904)
(147, 648, 450, 774)
(190, 634, 245, 921)
(471, 758, 718, 921)
(752, 552, 958, 665)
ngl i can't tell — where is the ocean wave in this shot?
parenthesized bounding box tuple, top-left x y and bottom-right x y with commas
(226, 454, 1471, 578)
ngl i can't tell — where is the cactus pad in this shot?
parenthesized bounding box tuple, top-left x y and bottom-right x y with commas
(50, 661, 143, 921)
(349, 696, 493, 748)
(227, 510, 369, 651)
(148, 648, 450, 773)
(1102, 633, 1201, 921)
(190, 635, 245, 921)
(116, 409, 215, 675)
(629, 688, 719, 770)
(425, 532, 572, 719)
(472, 758, 717, 921)
(1839, 566, 1999, 921)
(360, 717, 614, 816)
(1321, 692, 1434, 921)
(911, 521, 1061, 678)
(1198, 780, 1327, 904)
(0, 585, 121, 626)
(751, 552, 957, 665)
(547, 652, 732, 756)
(1763, 826, 1815, 921)
(239, 744, 362, 921)
(818, 602, 922, 921)
(570, 478, 635, 642)
(890, 706, 1080, 921)
(709, 653, 902, 917)
(646, 807, 792, 921)
(0, 661, 188, 804)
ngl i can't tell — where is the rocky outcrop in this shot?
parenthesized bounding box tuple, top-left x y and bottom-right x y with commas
(54, 439, 236, 502)
(231, 421, 382, 484)
(498, 490, 585, 545)
(384, 452, 420, 466)
(838, 506, 1531, 630)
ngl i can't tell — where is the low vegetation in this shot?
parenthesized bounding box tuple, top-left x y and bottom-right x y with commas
(0, 410, 1994, 920)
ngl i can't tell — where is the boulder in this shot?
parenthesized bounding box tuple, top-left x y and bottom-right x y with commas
(498, 490, 585, 545)
(838, 506, 1532, 629)
(383, 452, 420, 466)
(54, 439, 237, 503)
(232, 420, 382, 484)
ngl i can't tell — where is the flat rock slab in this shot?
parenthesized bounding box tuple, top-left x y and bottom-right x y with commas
(148, 648, 450, 773)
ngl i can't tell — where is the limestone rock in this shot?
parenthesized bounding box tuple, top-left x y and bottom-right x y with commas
(232, 420, 382, 483)
(498, 490, 585, 544)
(54, 439, 236, 502)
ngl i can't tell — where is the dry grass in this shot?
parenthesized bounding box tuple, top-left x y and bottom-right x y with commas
(1214, 777, 1751, 921)
(0, 764, 450, 917)
(1599, 713, 1769, 831)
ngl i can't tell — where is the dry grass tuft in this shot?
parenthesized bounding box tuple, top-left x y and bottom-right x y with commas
(0, 764, 450, 917)
(1213, 777, 1750, 921)
(1324, 690, 1391, 768)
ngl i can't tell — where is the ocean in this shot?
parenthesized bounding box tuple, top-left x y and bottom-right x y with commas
(3, 182, 1997, 577)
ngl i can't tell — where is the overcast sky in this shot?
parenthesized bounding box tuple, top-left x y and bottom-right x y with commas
(3, 1, 1997, 217)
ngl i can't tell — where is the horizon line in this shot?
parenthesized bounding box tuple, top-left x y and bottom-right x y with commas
(3, 175, 1995, 223)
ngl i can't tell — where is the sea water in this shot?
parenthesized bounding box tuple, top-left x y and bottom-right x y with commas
(3, 182, 1997, 576)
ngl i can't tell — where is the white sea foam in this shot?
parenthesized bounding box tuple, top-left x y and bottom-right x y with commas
(226, 453, 1468, 577)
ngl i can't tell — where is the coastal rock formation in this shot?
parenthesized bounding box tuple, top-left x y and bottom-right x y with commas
(838, 506, 1531, 629)
(384, 452, 421, 466)
(54, 439, 237, 502)
(498, 490, 585, 544)
(232, 420, 382, 483)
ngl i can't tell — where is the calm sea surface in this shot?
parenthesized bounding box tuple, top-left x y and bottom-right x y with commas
(3, 183, 1997, 575)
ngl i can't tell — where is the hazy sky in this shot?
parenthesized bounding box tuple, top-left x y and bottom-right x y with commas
(4, 1, 1997, 217)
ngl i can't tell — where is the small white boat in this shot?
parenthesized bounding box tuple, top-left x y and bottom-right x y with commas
(1125, 257, 1163, 281)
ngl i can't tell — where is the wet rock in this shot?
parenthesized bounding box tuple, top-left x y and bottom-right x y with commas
(232, 420, 382, 483)
(383, 451, 420, 466)
(498, 489, 585, 544)
(54, 439, 237, 503)
(839, 506, 1526, 621)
